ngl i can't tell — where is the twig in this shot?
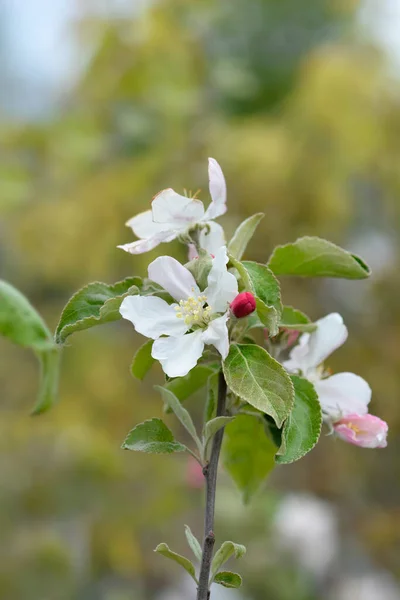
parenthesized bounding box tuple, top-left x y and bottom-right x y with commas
(197, 371, 227, 600)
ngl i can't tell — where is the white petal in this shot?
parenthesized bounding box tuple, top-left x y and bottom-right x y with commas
(152, 331, 204, 377)
(148, 256, 200, 302)
(202, 312, 230, 359)
(314, 372, 371, 419)
(306, 313, 348, 369)
(205, 246, 238, 313)
(199, 222, 226, 255)
(203, 158, 227, 220)
(119, 295, 187, 339)
(118, 230, 176, 255)
(286, 313, 348, 373)
(152, 188, 205, 226)
(283, 333, 311, 372)
(125, 209, 171, 238)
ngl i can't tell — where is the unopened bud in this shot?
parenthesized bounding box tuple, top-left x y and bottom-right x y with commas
(230, 292, 256, 318)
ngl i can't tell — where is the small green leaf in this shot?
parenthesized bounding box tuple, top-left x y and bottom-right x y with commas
(268, 236, 370, 279)
(155, 543, 198, 583)
(155, 386, 202, 454)
(223, 344, 294, 427)
(223, 415, 276, 503)
(210, 541, 246, 581)
(130, 340, 155, 380)
(165, 365, 215, 406)
(122, 418, 186, 454)
(276, 376, 322, 464)
(204, 416, 235, 457)
(55, 277, 141, 344)
(280, 306, 317, 333)
(241, 261, 282, 313)
(255, 298, 280, 336)
(228, 213, 264, 260)
(184, 525, 202, 562)
(0, 279, 53, 351)
(214, 572, 243, 588)
(228, 259, 282, 335)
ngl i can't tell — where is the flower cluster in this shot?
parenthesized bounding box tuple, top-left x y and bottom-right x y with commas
(118, 157, 388, 450)
(284, 313, 388, 448)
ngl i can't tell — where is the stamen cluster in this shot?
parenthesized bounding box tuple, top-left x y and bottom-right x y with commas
(174, 294, 212, 327)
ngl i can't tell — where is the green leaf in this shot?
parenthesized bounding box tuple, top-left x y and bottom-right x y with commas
(268, 236, 370, 279)
(155, 386, 202, 454)
(0, 280, 60, 414)
(276, 376, 322, 464)
(255, 298, 280, 336)
(0, 279, 53, 351)
(32, 348, 61, 415)
(223, 414, 276, 503)
(210, 541, 246, 581)
(130, 340, 155, 380)
(154, 543, 198, 583)
(229, 259, 282, 335)
(214, 572, 243, 588)
(228, 213, 264, 260)
(55, 277, 141, 344)
(241, 261, 282, 313)
(165, 365, 215, 405)
(184, 525, 202, 562)
(122, 418, 187, 454)
(223, 344, 294, 427)
(204, 416, 235, 457)
(280, 306, 317, 333)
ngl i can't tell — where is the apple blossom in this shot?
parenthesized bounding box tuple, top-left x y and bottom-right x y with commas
(283, 313, 388, 448)
(284, 313, 372, 420)
(119, 246, 238, 377)
(333, 414, 388, 448)
(118, 158, 227, 255)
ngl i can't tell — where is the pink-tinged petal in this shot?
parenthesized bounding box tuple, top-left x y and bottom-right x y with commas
(187, 244, 198, 260)
(151, 188, 205, 226)
(334, 413, 388, 448)
(314, 372, 371, 419)
(202, 312, 230, 359)
(119, 295, 187, 339)
(283, 332, 311, 372)
(203, 158, 227, 220)
(205, 246, 238, 313)
(125, 209, 171, 239)
(117, 230, 176, 255)
(152, 331, 204, 377)
(148, 256, 200, 302)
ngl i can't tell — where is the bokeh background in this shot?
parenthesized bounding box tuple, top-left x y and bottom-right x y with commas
(1, 1, 399, 598)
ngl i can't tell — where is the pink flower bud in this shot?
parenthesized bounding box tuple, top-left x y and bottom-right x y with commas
(333, 413, 388, 449)
(230, 292, 256, 318)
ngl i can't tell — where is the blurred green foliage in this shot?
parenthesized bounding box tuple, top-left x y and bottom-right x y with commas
(1, 0, 400, 598)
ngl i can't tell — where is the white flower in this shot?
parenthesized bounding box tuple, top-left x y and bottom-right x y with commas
(118, 158, 227, 255)
(284, 313, 372, 421)
(119, 246, 238, 377)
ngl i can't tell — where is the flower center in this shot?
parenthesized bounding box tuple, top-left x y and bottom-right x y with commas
(174, 294, 211, 327)
(346, 422, 361, 434)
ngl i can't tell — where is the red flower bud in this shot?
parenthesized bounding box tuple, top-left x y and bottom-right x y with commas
(230, 292, 256, 318)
